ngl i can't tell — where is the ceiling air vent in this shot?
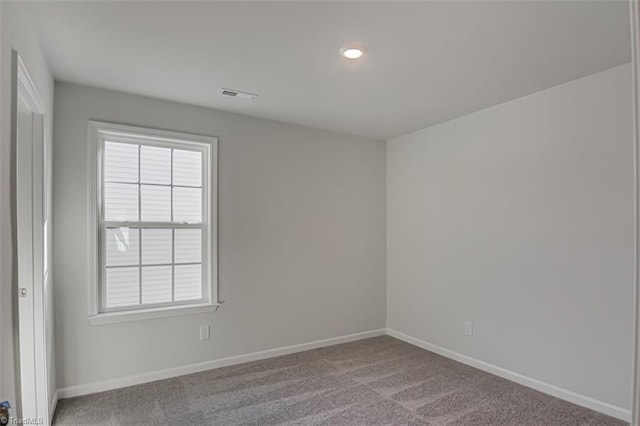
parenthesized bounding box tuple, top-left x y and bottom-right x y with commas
(218, 88, 258, 100)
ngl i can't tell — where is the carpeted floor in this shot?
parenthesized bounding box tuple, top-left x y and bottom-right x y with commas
(53, 336, 626, 425)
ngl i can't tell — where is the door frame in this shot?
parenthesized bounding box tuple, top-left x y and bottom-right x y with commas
(632, 0, 640, 424)
(12, 50, 50, 424)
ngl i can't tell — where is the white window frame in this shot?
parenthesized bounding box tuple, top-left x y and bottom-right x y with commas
(87, 121, 219, 325)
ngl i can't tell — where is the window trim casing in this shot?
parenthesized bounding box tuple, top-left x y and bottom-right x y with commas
(87, 121, 219, 324)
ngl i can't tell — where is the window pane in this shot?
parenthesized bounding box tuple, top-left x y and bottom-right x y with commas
(174, 264, 202, 301)
(141, 185, 171, 221)
(104, 182, 139, 221)
(173, 187, 201, 223)
(173, 149, 202, 187)
(106, 228, 139, 266)
(175, 229, 201, 264)
(106, 267, 139, 307)
(142, 266, 172, 304)
(141, 145, 171, 185)
(142, 229, 172, 265)
(104, 142, 138, 183)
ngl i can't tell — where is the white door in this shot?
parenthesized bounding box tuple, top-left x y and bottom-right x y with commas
(15, 52, 50, 425)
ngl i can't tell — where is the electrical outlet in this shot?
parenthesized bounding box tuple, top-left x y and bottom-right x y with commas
(464, 321, 473, 336)
(199, 325, 210, 341)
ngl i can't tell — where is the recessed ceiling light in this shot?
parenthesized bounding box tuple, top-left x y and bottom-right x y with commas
(340, 46, 366, 60)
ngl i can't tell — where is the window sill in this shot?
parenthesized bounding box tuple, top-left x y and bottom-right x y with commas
(88, 303, 221, 325)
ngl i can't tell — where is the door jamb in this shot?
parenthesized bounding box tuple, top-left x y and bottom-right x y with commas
(12, 49, 49, 424)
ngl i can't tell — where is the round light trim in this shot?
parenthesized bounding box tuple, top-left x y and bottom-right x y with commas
(340, 47, 366, 59)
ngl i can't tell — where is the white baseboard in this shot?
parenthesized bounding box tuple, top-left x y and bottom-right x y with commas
(385, 328, 631, 422)
(57, 328, 385, 399)
(49, 390, 58, 421)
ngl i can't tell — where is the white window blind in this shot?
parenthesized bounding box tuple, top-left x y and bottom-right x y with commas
(88, 121, 218, 320)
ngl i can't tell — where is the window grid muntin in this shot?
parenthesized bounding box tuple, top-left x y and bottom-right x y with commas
(137, 144, 142, 305)
(99, 134, 208, 313)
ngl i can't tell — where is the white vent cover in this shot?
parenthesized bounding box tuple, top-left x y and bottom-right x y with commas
(218, 88, 258, 100)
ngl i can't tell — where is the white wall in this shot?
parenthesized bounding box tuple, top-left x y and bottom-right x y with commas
(387, 64, 634, 411)
(0, 2, 55, 414)
(53, 83, 386, 390)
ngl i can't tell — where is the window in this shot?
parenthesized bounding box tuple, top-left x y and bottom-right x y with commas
(87, 121, 218, 324)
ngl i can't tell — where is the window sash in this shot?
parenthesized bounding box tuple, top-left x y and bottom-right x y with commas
(88, 121, 217, 318)
(99, 224, 208, 313)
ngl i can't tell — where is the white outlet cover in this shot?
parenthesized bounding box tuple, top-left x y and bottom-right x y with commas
(464, 321, 473, 336)
(200, 325, 210, 340)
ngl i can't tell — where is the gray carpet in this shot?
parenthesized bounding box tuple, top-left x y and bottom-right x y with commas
(53, 336, 626, 425)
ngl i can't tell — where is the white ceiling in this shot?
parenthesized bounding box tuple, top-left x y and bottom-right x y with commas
(31, 1, 630, 140)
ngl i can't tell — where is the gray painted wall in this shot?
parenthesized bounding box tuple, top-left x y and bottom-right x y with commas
(52, 82, 387, 390)
(0, 2, 55, 413)
(387, 64, 634, 410)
